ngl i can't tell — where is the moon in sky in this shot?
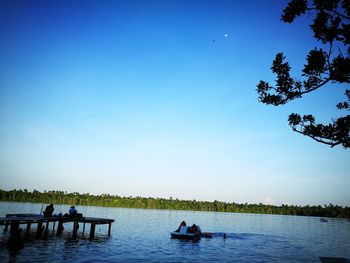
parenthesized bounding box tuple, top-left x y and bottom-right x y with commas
(224, 33, 229, 37)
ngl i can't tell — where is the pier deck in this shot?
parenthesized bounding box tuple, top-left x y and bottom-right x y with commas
(0, 213, 115, 240)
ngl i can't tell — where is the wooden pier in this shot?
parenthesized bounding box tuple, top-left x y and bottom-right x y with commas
(0, 213, 115, 240)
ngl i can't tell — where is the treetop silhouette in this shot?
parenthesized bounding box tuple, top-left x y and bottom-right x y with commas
(257, 0, 350, 148)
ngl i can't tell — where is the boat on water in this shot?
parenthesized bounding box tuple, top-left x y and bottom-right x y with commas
(171, 225, 201, 240)
(171, 230, 201, 240)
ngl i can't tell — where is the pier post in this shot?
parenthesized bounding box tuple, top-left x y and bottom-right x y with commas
(82, 223, 86, 238)
(36, 220, 43, 238)
(44, 221, 49, 237)
(57, 220, 64, 236)
(26, 223, 31, 234)
(108, 222, 111, 236)
(10, 221, 20, 239)
(73, 221, 79, 238)
(89, 223, 96, 240)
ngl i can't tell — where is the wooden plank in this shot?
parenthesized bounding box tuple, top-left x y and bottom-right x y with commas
(6, 213, 40, 218)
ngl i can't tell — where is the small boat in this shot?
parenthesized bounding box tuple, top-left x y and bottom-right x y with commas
(171, 225, 201, 240)
(171, 231, 201, 240)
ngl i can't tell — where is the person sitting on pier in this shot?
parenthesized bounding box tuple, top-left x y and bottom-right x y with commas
(43, 203, 54, 217)
(69, 206, 78, 218)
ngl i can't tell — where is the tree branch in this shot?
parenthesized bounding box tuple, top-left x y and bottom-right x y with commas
(257, 0, 350, 149)
(327, 42, 333, 68)
(292, 127, 341, 147)
(330, 10, 350, 20)
(277, 77, 331, 104)
(300, 77, 331, 95)
(306, 7, 350, 20)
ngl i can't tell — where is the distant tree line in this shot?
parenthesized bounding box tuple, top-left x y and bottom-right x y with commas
(0, 189, 349, 218)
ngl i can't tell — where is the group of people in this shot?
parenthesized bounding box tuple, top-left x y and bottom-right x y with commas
(43, 203, 79, 218)
(176, 221, 200, 234)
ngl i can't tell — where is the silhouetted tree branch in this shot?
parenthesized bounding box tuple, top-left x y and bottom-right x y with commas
(257, 0, 350, 149)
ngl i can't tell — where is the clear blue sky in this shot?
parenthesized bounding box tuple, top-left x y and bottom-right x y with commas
(0, 0, 349, 206)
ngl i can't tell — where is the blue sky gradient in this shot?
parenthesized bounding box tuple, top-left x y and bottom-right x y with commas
(0, 0, 349, 206)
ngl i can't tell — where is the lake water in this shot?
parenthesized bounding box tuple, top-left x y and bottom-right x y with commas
(0, 201, 349, 262)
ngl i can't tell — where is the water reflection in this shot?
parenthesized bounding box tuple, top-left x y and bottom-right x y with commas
(7, 231, 24, 263)
(1, 203, 350, 262)
(0, 226, 112, 263)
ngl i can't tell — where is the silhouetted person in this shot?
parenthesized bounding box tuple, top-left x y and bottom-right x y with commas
(176, 221, 186, 232)
(43, 203, 54, 217)
(69, 206, 77, 218)
(188, 224, 200, 234)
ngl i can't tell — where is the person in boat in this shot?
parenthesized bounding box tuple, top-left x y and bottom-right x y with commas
(188, 224, 200, 234)
(176, 221, 187, 232)
(43, 203, 54, 217)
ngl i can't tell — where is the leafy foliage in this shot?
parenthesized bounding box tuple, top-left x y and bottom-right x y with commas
(257, 0, 350, 148)
(0, 189, 349, 218)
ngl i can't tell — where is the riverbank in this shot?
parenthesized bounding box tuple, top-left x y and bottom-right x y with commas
(1, 189, 349, 218)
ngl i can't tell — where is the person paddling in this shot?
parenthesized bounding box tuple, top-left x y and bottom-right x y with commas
(176, 221, 187, 232)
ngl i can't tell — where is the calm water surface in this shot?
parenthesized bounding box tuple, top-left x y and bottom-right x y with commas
(0, 201, 349, 262)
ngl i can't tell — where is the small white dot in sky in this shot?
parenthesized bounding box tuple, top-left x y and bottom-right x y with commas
(224, 33, 229, 37)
